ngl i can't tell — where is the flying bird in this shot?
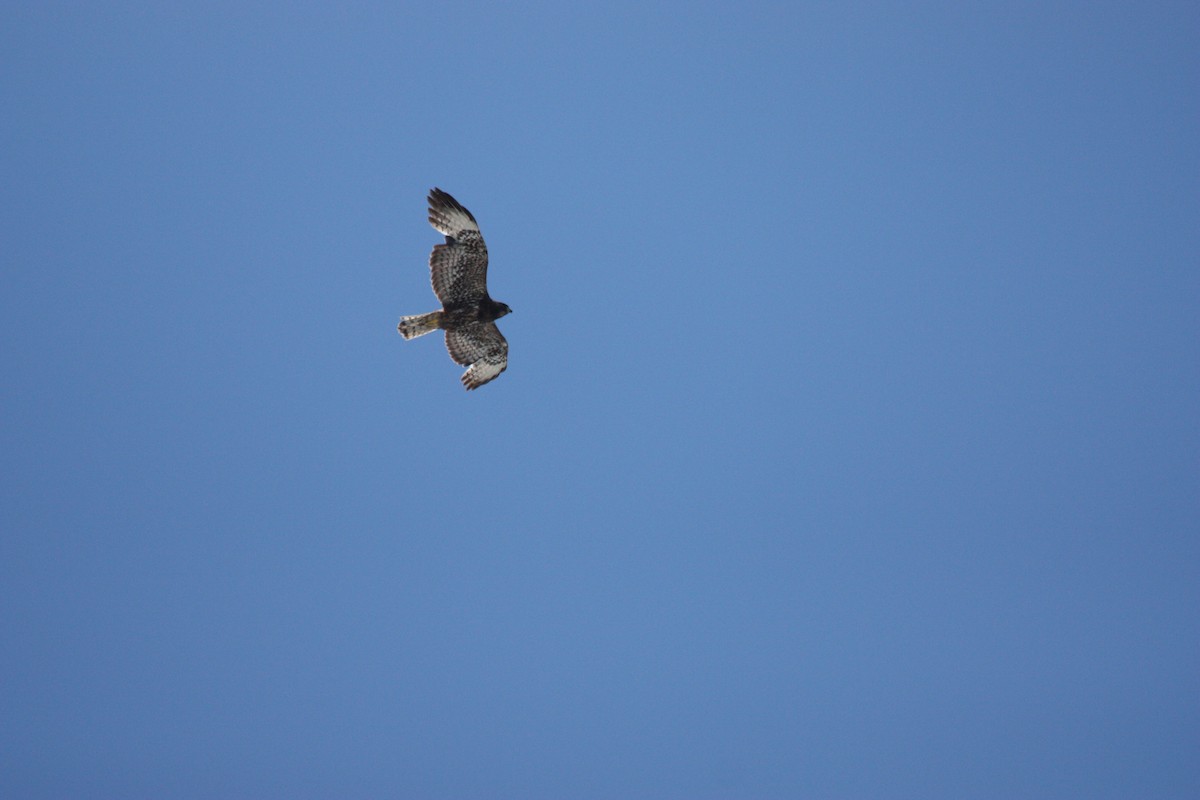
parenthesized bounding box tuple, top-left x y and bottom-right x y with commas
(397, 188, 511, 390)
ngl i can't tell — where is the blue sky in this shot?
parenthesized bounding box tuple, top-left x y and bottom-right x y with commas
(2, 2, 1197, 797)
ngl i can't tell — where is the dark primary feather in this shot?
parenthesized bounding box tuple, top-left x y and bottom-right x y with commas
(427, 188, 477, 229)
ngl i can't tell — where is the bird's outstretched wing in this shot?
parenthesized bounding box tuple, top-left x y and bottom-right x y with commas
(428, 188, 489, 306)
(445, 322, 508, 390)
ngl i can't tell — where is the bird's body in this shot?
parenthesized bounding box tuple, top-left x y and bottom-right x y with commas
(397, 189, 510, 390)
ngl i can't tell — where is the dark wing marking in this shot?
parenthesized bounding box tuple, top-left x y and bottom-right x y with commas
(429, 242, 488, 306)
(428, 188, 488, 306)
(445, 322, 508, 390)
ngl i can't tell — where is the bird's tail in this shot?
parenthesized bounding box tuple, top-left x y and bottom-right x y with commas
(397, 311, 443, 339)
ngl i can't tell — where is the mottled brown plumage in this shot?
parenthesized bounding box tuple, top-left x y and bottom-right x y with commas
(397, 189, 511, 390)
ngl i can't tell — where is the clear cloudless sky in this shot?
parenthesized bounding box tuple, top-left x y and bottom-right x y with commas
(2, 2, 1197, 798)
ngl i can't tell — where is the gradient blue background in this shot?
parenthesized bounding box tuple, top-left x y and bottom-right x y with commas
(2, 2, 1197, 797)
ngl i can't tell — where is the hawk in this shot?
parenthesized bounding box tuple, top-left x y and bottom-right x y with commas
(397, 188, 511, 390)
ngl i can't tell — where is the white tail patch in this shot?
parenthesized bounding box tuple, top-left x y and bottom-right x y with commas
(397, 311, 441, 339)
